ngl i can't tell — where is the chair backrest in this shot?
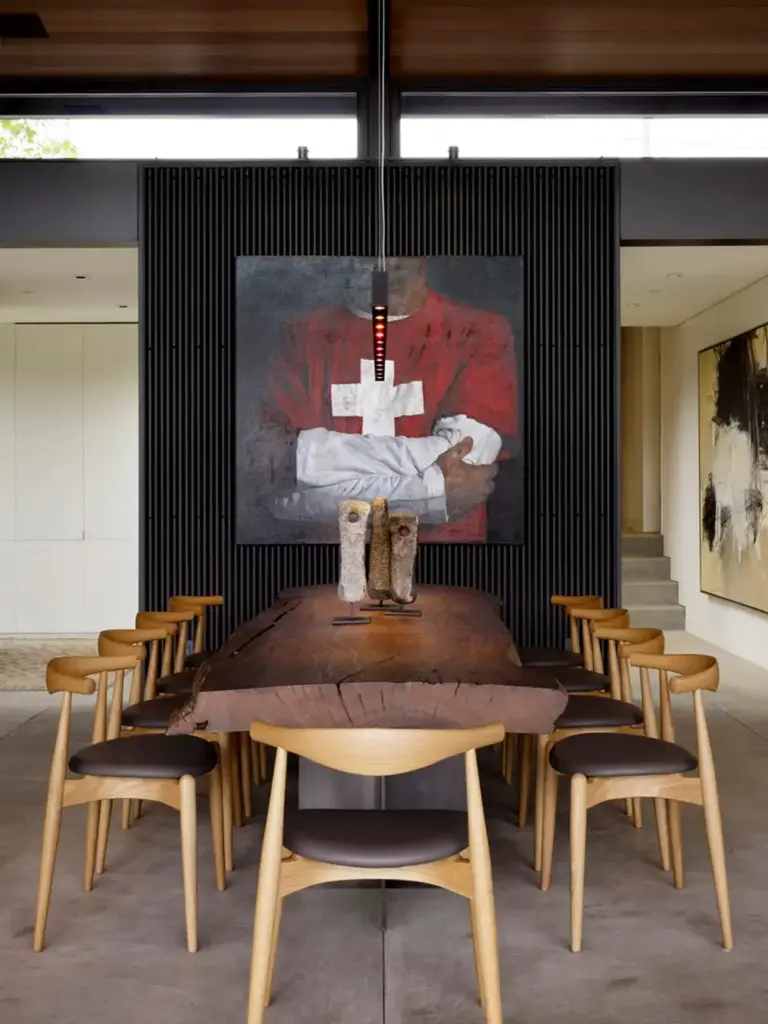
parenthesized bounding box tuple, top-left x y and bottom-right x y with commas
(592, 625, 664, 701)
(249, 722, 505, 776)
(629, 652, 718, 764)
(168, 594, 223, 654)
(569, 607, 629, 672)
(551, 594, 603, 653)
(136, 608, 200, 675)
(46, 655, 138, 779)
(252, 722, 505, 876)
(98, 627, 167, 703)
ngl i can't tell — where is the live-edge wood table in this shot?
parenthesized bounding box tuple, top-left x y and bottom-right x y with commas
(171, 585, 567, 811)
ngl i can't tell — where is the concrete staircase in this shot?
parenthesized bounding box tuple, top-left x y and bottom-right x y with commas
(621, 533, 686, 630)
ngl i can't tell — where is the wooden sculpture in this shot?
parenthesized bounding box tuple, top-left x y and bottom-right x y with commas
(367, 498, 391, 600)
(334, 499, 372, 625)
(388, 513, 420, 615)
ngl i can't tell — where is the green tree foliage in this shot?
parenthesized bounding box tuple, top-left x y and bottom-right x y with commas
(0, 119, 77, 158)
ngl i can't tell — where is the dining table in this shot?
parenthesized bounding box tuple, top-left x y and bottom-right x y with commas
(171, 584, 568, 811)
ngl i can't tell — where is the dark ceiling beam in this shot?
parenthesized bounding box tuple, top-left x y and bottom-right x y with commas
(358, 0, 398, 159)
(400, 77, 768, 117)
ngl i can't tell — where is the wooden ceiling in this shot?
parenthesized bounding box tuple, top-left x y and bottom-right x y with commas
(3, 0, 768, 83)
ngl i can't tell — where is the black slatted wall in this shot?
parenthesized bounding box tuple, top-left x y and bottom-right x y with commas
(141, 163, 619, 648)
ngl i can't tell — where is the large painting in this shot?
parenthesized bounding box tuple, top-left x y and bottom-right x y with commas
(699, 325, 768, 612)
(236, 256, 523, 544)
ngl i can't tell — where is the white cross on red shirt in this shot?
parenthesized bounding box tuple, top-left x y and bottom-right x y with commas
(330, 359, 424, 436)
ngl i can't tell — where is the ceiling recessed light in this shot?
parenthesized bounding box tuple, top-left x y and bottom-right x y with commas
(665, 272, 684, 279)
(628, 302, 641, 308)
(74, 275, 89, 280)
(649, 288, 660, 294)
(22, 290, 34, 295)
(117, 304, 128, 309)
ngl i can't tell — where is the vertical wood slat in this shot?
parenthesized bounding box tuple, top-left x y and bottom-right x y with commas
(141, 163, 619, 648)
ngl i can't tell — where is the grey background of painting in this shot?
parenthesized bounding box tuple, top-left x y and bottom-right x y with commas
(235, 255, 524, 544)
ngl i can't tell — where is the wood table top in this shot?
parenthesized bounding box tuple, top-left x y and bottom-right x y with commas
(173, 585, 567, 734)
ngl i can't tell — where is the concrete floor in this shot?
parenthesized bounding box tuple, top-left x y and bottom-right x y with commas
(1, 632, 767, 1023)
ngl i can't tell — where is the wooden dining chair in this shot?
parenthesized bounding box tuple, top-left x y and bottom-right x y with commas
(541, 653, 732, 952)
(245, 721, 506, 1024)
(34, 656, 223, 954)
(533, 626, 665, 873)
(168, 594, 224, 661)
(513, 594, 603, 670)
(137, 608, 201, 677)
(566, 607, 630, 687)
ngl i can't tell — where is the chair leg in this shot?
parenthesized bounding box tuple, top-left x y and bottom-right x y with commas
(240, 733, 253, 820)
(534, 733, 549, 872)
(219, 734, 234, 872)
(250, 739, 261, 787)
(95, 799, 112, 875)
(258, 743, 268, 782)
(518, 734, 532, 828)
(208, 763, 227, 893)
(121, 799, 132, 831)
(700, 778, 733, 949)
(469, 897, 486, 1008)
(83, 800, 99, 892)
(231, 738, 244, 829)
(247, 869, 281, 1023)
(504, 734, 516, 786)
(540, 765, 559, 891)
(470, 857, 503, 1024)
(668, 800, 685, 889)
(179, 775, 199, 953)
(653, 797, 672, 872)
(569, 774, 588, 953)
(631, 797, 643, 829)
(265, 897, 284, 1008)
(33, 778, 65, 952)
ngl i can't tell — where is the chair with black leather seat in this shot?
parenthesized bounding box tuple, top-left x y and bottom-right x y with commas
(137, 607, 201, 680)
(532, 626, 665, 873)
(168, 594, 223, 664)
(540, 653, 732, 953)
(514, 594, 603, 669)
(34, 656, 224, 954)
(245, 721, 506, 1024)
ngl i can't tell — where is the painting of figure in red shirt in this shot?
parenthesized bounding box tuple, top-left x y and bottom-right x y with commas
(236, 256, 523, 544)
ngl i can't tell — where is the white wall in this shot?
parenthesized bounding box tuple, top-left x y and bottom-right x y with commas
(0, 323, 138, 634)
(661, 276, 768, 668)
(622, 327, 661, 533)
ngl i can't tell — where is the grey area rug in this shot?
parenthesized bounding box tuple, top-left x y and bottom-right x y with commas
(0, 639, 98, 691)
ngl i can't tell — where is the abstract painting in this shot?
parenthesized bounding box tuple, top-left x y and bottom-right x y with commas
(699, 325, 768, 612)
(235, 256, 523, 544)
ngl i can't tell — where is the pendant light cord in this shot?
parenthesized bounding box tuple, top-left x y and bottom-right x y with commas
(378, 0, 387, 273)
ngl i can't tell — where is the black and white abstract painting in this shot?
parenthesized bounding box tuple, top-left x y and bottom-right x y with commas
(699, 325, 768, 612)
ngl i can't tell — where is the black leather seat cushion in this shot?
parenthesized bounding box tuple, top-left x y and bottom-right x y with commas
(549, 732, 698, 778)
(555, 695, 644, 731)
(518, 645, 582, 669)
(69, 734, 218, 779)
(553, 667, 611, 693)
(156, 669, 197, 696)
(283, 810, 468, 868)
(184, 651, 213, 671)
(122, 695, 187, 730)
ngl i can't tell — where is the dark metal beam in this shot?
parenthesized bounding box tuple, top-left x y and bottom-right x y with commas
(0, 80, 358, 118)
(359, 0, 398, 159)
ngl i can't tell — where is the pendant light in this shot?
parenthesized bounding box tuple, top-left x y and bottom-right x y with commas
(372, 0, 388, 381)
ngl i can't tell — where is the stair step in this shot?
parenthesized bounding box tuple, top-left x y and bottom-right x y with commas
(622, 533, 664, 557)
(622, 579, 679, 605)
(627, 605, 686, 630)
(622, 555, 671, 582)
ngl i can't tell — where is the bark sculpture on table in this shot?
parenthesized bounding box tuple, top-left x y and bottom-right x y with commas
(334, 499, 372, 624)
(389, 513, 420, 613)
(363, 497, 392, 609)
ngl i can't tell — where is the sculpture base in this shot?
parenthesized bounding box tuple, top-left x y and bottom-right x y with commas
(332, 616, 372, 626)
(386, 607, 422, 617)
